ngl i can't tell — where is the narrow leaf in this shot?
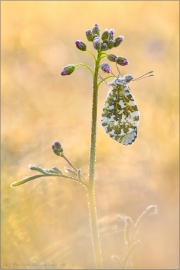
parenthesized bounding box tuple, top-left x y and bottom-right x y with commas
(29, 164, 49, 175)
(51, 167, 62, 175)
(10, 174, 52, 187)
(122, 240, 140, 269)
(134, 205, 158, 230)
(124, 216, 133, 245)
(64, 167, 77, 176)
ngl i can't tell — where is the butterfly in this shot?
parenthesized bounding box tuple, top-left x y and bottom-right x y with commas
(101, 72, 153, 146)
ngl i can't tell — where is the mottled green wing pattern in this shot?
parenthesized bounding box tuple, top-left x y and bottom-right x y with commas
(101, 84, 140, 145)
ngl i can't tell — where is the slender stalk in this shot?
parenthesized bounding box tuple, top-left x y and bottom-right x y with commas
(62, 154, 88, 184)
(87, 52, 103, 269)
(122, 240, 140, 269)
(87, 187, 102, 268)
(75, 63, 94, 75)
(88, 52, 101, 186)
(86, 49, 97, 61)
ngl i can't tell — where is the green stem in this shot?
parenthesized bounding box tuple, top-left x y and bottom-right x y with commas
(86, 49, 97, 61)
(88, 52, 103, 269)
(62, 153, 79, 172)
(76, 63, 94, 75)
(97, 75, 115, 88)
(122, 240, 140, 269)
(87, 187, 102, 268)
(62, 153, 88, 185)
(88, 52, 101, 186)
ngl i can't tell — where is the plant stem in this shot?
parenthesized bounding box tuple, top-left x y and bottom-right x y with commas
(62, 153, 79, 172)
(88, 52, 103, 269)
(122, 240, 140, 269)
(87, 187, 102, 268)
(75, 63, 94, 75)
(88, 52, 101, 187)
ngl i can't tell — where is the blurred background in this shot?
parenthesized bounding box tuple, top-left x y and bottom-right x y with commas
(1, 1, 179, 269)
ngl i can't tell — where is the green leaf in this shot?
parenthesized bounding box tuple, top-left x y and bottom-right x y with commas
(29, 164, 49, 175)
(64, 167, 77, 176)
(51, 167, 62, 175)
(134, 205, 158, 230)
(10, 174, 52, 187)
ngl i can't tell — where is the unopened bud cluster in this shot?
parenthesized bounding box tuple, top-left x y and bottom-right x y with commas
(85, 24, 124, 52)
(61, 23, 129, 76)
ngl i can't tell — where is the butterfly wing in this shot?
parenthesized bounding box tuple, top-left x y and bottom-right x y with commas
(101, 85, 140, 145)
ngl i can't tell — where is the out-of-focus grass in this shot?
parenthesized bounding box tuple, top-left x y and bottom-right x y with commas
(2, 1, 179, 269)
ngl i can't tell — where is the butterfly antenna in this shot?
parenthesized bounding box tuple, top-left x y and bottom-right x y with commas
(110, 70, 117, 78)
(98, 74, 108, 85)
(132, 71, 154, 81)
(116, 62, 122, 78)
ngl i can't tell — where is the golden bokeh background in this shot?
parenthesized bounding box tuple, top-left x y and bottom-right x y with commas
(2, 1, 179, 269)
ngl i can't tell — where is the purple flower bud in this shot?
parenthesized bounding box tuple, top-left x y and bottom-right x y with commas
(101, 43, 108, 51)
(101, 29, 109, 40)
(122, 60, 129, 66)
(117, 57, 129, 66)
(75, 40, 86, 51)
(108, 40, 115, 49)
(109, 29, 114, 40)
(61, 64, 75, 76)
(92, 23, 100, 36)
(107, 54, 118, 62)
(93, 34, 98, 39)
(102, 39, 109, 45)
(52, 141, 63, 156)
(114, 36, 124, 47)
(85, 29, 94, 42)
(100, 63, 111, 73)
(93, 37, 101, 50)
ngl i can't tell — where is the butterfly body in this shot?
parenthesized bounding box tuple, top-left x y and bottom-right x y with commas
(101, 75, 140, 146)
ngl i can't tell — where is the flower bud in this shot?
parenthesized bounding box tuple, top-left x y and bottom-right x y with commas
(75, 40, 86, 51)
(108, 40, 115, 49)
(100, 63, 111, 73)
(103, 39, 109, 45)
(61, 64, 75, 76)
(107, 54, 118, 62)
(85, 29, 94, 42)
(117, 56, 129, 66)
(52, 141, 63, 156)
(109, 29, 114, 40)
(114, 36, 124, 47)
(92, 23, 100, 36)
(93, 37, 101, 50)
(101, 43, 108, 51)
(101, 29, 109, 40)
(93, 34, 98, 40)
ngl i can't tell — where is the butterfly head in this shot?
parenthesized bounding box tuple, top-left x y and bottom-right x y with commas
(123, 74, 134, 83)
(107, 74, 134, 87)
